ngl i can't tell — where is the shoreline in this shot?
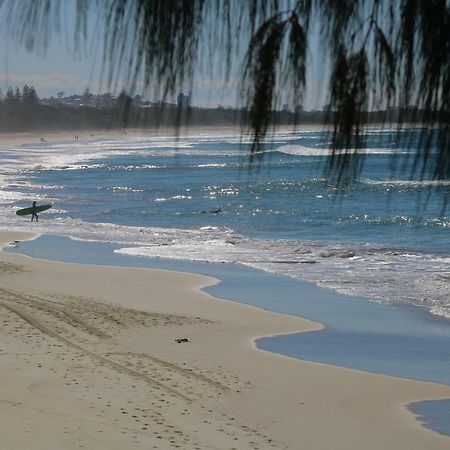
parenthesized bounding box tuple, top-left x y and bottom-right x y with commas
(9, 234, 450, 387)
(0, 122, 406, 149)
(1, 231, 450, 449)
(0, 125, 314, 149)
(0, 127, 238, 146)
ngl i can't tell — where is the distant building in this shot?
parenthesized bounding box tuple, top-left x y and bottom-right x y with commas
(133, 95, 142, 106)
(96, 93, 114, 107)
(177, 92, 191, 108)
(282, 103, 290, 112)
(295, 104, 304, 113)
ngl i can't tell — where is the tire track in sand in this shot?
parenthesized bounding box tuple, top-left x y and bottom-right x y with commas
(0, 296, 191, 402)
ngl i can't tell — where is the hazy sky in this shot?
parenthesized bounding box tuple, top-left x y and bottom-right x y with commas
(0, 34, 253, 107)
(0, 2, 327, 110)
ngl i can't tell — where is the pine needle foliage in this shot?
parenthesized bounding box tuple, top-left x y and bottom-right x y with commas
(1, 0, 449, 188)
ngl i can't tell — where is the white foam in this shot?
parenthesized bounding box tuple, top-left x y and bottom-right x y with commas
(110, 226, 450, 318)
(273, 144, 412, 157)
(1, 131, 449, 320)
(361, 178, 450, 187)
(0, 189, 29, 203)
(2, 190, 449, 319)
(272, 145, 330, 156)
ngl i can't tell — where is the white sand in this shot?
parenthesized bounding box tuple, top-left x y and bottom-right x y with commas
(0, 231, 449, 450)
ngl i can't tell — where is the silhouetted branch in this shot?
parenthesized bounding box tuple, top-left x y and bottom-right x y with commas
(0, 0, 448, 193)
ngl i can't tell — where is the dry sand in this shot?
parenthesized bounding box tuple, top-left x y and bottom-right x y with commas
(1, 231, 450, 449)
(0, 124, 332, 150)
(0, 127, 239, 149)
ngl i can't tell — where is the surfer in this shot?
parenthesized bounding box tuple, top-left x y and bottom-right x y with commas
(201, 207, 222, 214)
(31, 201, 39, 222)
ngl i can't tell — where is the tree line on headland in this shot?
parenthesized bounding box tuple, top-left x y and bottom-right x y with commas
(1, 85, 39, 106)
(0, 85, 424, 133)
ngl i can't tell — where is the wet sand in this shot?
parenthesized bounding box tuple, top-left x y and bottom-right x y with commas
(1, 231, 450, 450)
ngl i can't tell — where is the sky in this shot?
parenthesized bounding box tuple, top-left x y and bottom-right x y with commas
(0, 2, 327, 110)
(0, 36, 252, 107)
(0, 34, 244, 106)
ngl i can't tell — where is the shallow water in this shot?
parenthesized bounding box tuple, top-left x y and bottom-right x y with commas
(409, 399, 450, 437)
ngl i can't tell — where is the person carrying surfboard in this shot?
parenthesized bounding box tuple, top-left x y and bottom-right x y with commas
(31, 201, 39, 222)
(16, 203, 52, 219)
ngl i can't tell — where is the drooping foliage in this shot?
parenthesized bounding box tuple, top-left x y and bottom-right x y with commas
(0, 0, 449, 188)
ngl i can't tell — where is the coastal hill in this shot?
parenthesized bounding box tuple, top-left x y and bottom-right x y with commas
(0, 86, 422, 132)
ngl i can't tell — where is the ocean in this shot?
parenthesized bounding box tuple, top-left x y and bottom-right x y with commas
(1, 128, 449, 317)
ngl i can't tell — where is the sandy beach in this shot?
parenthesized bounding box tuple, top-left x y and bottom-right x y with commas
(0, 230, 449, 450)
(0, 128, 226, 151)
(1, 0, 449, 446)
(0, 124, 334, 150)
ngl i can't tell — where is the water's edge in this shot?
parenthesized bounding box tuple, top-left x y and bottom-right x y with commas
(4, 233, 450, 439)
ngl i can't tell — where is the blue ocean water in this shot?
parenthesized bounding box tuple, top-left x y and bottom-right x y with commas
(18, 131, 449, 245)
(1, 129, 449, 315)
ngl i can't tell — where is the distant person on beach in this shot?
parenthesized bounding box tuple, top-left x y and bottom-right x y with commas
(31, 201, 39, 222)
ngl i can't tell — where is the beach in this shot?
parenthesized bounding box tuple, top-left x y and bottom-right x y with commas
(1, 230, 450, 450)
(1, 0, 449, 446)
